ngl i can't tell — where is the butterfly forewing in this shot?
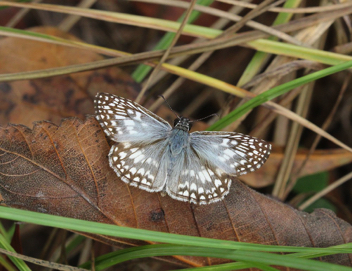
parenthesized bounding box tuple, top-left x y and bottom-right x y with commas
(94, 93, 171, 143)
(190, 131, 271, 177)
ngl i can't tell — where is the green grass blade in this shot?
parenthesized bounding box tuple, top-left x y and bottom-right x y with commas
(0, 207, 350, 270)
(0, 207, 350, 254)
(80, 244, 280, 270)
(183, 262, 279, 271)
(80, 244, 352, 271)
(0, 234, 30, 271)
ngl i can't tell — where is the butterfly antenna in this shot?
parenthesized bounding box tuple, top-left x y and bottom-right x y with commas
(190, 113, 219, 123)
(158, 95, 180, 119)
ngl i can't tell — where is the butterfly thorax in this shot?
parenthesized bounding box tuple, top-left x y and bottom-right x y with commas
(169, 117, 191, 156)
(173, 117, 191, 132)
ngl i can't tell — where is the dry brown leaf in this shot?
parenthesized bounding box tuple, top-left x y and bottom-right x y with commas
(0, 26, 139, 127)
(0, 117, 351, 268)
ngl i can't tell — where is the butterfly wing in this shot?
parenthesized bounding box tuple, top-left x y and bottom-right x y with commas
(190, 131, 271, 176)
(94, 92, 171, 144)
(94, 93, 172, 191)
(108, 140, 169, 192)
(166, 145, 232, 204)
(166, 131, 271, 204)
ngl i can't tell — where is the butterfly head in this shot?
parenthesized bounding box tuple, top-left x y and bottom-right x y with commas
(174, 117, 192, 132)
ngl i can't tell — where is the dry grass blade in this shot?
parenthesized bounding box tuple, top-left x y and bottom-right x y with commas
(134, 0, 303, 46)
(1, 3, 352, 71)
(58, 0, 97, 32)
(270, 18, 332, 199)
(267, 101, 352, 152)
(0, 248, 86, 271)
(148, 0, 285, 111)
(272, 84, 314, 199)
(135, 0, 197, 103)
(1, 0, 351, 44)
(298, 171, 352, 211)
(218, 0, 352, 13)
(242, 60, 324, 89)
(287, 76, 350, 194)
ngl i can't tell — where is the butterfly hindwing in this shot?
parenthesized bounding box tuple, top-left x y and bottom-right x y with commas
(166, 145, 232, 205)
(108, 138, 170, 192)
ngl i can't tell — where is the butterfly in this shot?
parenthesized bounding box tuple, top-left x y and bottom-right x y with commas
(94, 92, 271, 205)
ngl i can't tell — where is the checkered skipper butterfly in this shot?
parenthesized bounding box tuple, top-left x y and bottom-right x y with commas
(94, 93, 271, 205)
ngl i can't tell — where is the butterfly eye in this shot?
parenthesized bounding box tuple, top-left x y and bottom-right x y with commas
(173, 118, 179, 127)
